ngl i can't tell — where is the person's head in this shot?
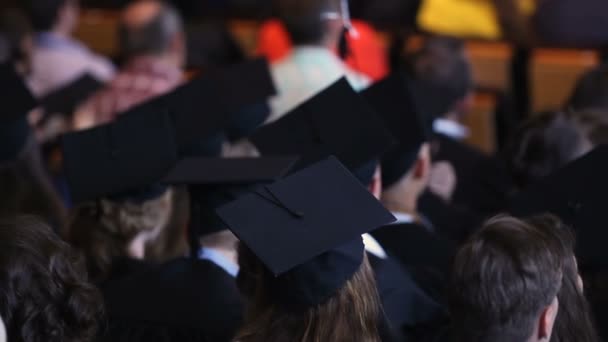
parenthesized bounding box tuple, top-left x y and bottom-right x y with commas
(119, 0, 185, 67)
(68, 189, 173, 281)
(409, 36, 474, 121)
(0, 216, 102, 342)
(22, 0, 79, 34)
(235, 243, 381, 342)
(276, 0, 344, 48)
(450, 215, 566, 342)
(506, 110, 603, 188)
(0, 8, 34, 74)
(381, 143, 432, 211)
(568, 64, 608, 111)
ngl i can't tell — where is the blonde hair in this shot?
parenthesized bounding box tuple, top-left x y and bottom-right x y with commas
(68, 189, 173, 281)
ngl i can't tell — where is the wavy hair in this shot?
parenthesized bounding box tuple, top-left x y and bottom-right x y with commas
(0, 216, 102, 342)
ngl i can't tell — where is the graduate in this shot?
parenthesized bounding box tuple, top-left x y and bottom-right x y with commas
(362, 73, 458, 306)
(101, 157, 297, 342)
(249, 78, 447, 340)
(216, 157, 396, 342)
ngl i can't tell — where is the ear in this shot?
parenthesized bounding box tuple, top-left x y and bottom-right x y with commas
(367, 166, 382, 200)
(537, 297, 559, 340)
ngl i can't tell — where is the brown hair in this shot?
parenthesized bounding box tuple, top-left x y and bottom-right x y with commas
(0, 216, 102, 342)
(450, 215, 565, 342)
(67, 189, 173, 282)
(235, 243, 381, 342)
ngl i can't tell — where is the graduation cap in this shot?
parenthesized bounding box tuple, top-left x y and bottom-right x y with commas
(363, 73, 430, 188)
(250, 78, 395, 185)
(38, 73, 103, 122)
(509, 145, 608, 270)
(216, 156, 396, 310)
(62, 106, 178, 204)
(164, 156, 298, 246)
(132, 58, 276, 155)
(0, 63, 37, 162)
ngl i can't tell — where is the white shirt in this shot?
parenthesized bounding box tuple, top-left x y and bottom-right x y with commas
(0, 315, 5, 342)
(433, 118, 470, 140)
(266, 46, 370, 123)
(362, 233, 387, 259)
(28, 32, 116, 97)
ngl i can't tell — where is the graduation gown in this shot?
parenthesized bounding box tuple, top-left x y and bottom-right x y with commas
(433, 133, 513, 216)
(101, 258, 244, 342)
(368, 253, 449, 342)
(371, 221, 457, 305)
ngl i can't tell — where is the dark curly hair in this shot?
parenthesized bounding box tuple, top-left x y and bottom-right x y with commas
(0, 216, 102, 342)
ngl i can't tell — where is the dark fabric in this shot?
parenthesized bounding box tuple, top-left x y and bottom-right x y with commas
(433, 134, 514, 216)
(101, 258, 243, 342)
(419, 191, 483, 243)
(371, 222, 457, 305)
(368, 253, 448, 341)
(534, 0, 608, 48)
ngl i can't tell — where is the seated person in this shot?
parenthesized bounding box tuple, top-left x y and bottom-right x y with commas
(505, 110, 608, 189)
(449, 215, 563, 342)
(74, 0, 185, 129)
(265, 0, 370, 123)
(22, 0, 115, 97)
(256, 17, 388, 81)
(0, 216, 103, 342)
(448, 214, 600, 342)
(217, 158, 394, 342)
(409, 36, 514, 217)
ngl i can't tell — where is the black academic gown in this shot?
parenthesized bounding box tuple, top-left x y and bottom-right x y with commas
(433, 134, 513, 217)
(101, 257, 243, 342)
(368, 253, 449, 342)
(371, 221, 457, 306)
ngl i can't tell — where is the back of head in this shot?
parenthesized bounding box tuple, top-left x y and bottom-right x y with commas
(450, 215, 565, 342)
(568, 64, 608, 111)
(22, 0, 67, 31)
(119, 0, 183, 60)
(409, 36, 474, 120)
(235, 243, 381, 342)
(0, 216, 102, 342)
(276, 0, 339, 46)
(68, 189, 173, 282)
(506, 110, 596, 188)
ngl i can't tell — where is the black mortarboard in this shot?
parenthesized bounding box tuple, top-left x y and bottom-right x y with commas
(363, 73, 430, 188)
(216, 157, 396, 310)
(163, 156, 297, 244)
(38, 73, 103, 121)
(0, 63, 37, 162)
(133, 58, 276, 155)
(250, 78, 395, 185)
(62, 106, 178, 204)
(509, 146, 608, 269)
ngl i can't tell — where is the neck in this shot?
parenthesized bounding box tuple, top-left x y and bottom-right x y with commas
(381, 197, 418, 217)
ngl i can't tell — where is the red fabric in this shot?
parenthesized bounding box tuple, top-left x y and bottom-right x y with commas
(256, 19, 389, 82)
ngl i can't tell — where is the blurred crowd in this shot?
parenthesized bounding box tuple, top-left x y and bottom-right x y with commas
(2, 0, 608, 342)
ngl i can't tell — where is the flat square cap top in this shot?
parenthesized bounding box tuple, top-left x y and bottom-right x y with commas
(62, 107, 178, 203)
(216, 156, 396, 276)
(250, 78, 394, 171)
